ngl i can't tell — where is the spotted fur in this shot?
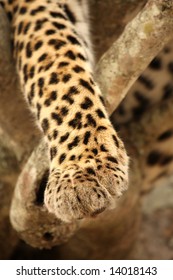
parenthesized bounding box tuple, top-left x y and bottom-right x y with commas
(0, 0, 128, 222)
(112, 39, 173, 190)
(114, 42, 173, 124)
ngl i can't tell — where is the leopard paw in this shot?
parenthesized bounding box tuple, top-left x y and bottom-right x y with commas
(44, 154, 128, 222)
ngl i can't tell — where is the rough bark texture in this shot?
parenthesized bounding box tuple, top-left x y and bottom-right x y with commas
(0, 0, 173, 259)
(96, 0, 173, 114)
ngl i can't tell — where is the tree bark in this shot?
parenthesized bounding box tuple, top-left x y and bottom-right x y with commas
(96, 0, 173, 114)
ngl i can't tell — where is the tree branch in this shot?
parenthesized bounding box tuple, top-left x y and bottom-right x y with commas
(96, 0, 173, 114)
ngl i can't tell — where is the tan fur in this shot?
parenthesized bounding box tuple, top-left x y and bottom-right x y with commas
(1, 0, 129, 222)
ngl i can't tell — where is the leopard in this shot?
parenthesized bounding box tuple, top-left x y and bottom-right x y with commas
(0, 0, 129, 223)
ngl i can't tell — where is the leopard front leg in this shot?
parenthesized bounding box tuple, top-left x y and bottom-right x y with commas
(7, 0, 129, 222)
(45, 102, 128, 222)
